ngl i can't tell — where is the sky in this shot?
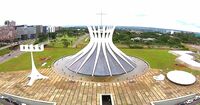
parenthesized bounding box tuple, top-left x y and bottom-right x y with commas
(0, 0, 200, 32)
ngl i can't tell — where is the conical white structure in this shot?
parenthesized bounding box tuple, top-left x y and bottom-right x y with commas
(65, 26, 136, 76)
(20, 44, 48, 86)
(27, 52, 48, 86)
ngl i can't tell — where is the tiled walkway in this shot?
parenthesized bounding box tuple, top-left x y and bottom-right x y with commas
(0, 69, 199, 105)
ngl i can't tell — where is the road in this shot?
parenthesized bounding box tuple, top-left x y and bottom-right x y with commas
(72, 34, 89, 48)
(0, 40, 35, 50)
(0, 49, 25, 64)
(0, 36, 83, 64)
(0, 40, 48, 64)
(0, 42, 20, 50)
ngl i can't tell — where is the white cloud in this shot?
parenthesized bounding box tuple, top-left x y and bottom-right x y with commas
(0, 0, 199, 32)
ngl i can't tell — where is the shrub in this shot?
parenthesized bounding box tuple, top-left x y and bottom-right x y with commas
(129, 44, 143, 49)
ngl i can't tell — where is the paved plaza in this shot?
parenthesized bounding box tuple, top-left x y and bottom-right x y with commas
(0, 69, 199, 105)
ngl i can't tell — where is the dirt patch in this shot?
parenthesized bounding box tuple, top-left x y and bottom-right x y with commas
(174, 63, 187, 68)
(39, 56, 52, 62)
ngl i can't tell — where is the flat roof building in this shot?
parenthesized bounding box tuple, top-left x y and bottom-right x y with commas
(16, 25, 36, 40)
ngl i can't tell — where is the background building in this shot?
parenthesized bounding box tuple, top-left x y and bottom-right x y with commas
(0, 20, 17, 41)
(4, 20, 16, 26)
(47, 26, 55, 33)
(55, 26, 62, 32)
(42, 26, 48, 34)
(16, 25, 36, 40)
(0, 20, 59, 41)
(36, 25, 43, 35)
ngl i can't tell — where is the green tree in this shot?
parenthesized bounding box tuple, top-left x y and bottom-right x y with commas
(61, 39, 70, 48)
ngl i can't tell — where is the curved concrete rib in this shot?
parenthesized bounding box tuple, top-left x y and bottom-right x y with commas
(76, 42, 97, 73)
(68, 42, 94, 67)
(108, 43, 135, 68)
(92, 42, 101, 76)
(106, 42, 127, 73)
(102, 27, 112, 76)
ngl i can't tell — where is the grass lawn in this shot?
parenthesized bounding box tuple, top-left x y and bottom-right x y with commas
(0, 48, 11, 56)
(49, 35, 77, 48)
(122, 49, 176, 70)
(0, 47, 199, 75)
(122, 49, 200, 75)
(0, 48, 80, 72)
